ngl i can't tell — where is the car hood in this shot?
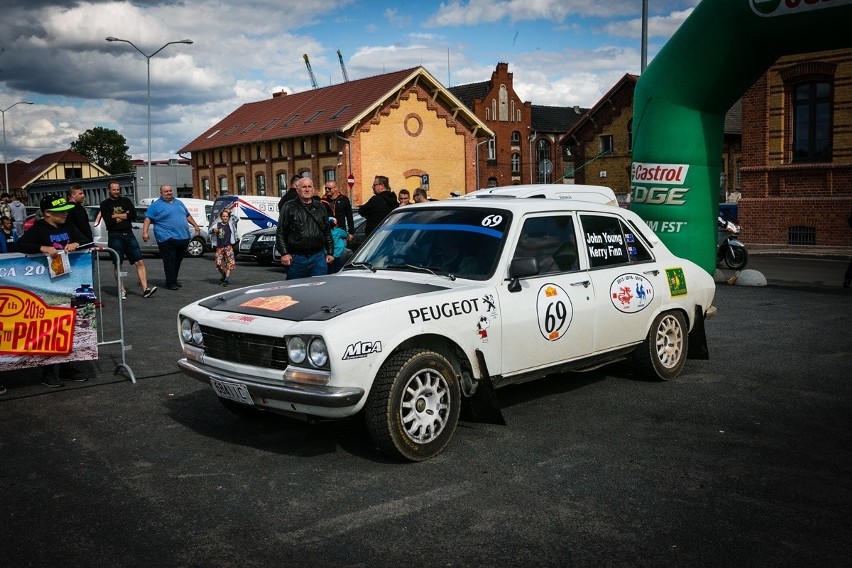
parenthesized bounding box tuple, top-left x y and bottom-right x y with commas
(198, 274, 447, 321)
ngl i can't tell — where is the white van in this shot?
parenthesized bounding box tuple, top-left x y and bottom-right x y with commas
(209, 195, 279, 232)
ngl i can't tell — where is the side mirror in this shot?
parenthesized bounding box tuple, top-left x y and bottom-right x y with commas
(507, 257, 539, 292)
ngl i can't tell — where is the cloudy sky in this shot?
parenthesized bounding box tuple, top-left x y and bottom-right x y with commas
(0, 0, 698, 166)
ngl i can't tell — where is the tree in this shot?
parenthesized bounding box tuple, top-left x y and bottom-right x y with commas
(71, 127, 133, 174)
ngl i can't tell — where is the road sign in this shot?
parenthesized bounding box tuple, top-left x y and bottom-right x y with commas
(421, 174, 429, 186)
(347, 174, 355, 188)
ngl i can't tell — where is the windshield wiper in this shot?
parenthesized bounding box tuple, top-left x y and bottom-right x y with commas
(385, 263, 439, 276)
(346, 261, 375, 272)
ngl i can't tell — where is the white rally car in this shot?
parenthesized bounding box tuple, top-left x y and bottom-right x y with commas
(177, 186, 717, 461)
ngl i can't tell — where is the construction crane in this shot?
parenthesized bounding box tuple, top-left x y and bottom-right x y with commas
(337, 49, 350, 82)
(303, 54, 318, 88)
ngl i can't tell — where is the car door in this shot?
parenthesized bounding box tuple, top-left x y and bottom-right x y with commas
(496, 213, 597, 376)
(132, 207, 158, 254)
(578, 212, 663, 353)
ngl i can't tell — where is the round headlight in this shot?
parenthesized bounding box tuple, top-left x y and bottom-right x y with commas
(308, 337, 328, 367)
(192, 322, 203, 345)
(287, 336, 306, 364)
(181, 318, 193, 343)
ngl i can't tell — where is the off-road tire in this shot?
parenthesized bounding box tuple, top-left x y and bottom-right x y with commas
(365, 348, 460, 462)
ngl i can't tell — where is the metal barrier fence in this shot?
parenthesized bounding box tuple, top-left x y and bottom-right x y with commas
(91, 246, 135, 382)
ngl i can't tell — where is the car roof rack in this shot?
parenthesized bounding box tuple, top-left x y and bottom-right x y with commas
(458, 184, 618, 206)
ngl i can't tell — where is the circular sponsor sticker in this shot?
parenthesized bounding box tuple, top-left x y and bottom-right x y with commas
(536, 283, 573, 341)
(610, 273, 655, 313)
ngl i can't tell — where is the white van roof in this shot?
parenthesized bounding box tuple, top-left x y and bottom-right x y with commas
(459, 184, 618, 206)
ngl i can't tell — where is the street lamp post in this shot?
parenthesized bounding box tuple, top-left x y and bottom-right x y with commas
(2, 101, 34, 192)
(105, 36, 193, 201)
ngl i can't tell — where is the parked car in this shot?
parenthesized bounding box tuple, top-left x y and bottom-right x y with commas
(246, 212, 366, 266)
(22, 206, 41, 233)
(177, 185, 717, 461)
(89, 205, 208, 258)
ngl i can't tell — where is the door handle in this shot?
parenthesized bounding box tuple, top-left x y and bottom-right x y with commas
(643, 270, 659, 276)
(571, 280, 590, 288)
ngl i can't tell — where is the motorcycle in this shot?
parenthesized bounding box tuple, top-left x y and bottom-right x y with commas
(717, 216, 748, 270)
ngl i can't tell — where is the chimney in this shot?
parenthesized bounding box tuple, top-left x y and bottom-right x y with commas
(273, 91, 288, 98)
(573, 105, 580, 114)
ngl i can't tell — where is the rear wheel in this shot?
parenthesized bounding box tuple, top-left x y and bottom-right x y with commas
(631, 311, 688, 381)
(186, 237, 205, 258)
(365, 349, 460, 461)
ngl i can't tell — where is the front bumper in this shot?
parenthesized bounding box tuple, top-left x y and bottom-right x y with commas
(178, 358, 364, 409)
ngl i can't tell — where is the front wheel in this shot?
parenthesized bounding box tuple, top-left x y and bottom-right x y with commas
(186, 237, 206, 258)
(724, 245, 748, 270)
(365, 349, 460, 462)
(631, 311, 688, 381)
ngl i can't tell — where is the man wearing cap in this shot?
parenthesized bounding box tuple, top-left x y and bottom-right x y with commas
(15, 194, 86, 256)
(14, 194, 89, 387)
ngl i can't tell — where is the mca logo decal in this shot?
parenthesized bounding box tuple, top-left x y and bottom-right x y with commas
(342, 340, 382, 360)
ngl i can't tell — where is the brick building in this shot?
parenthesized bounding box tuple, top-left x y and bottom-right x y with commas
(178, 67, 492, 205)
(739, 48, 852, 247)
(449, 63, 585, 188)
(561, 73, 742, 208)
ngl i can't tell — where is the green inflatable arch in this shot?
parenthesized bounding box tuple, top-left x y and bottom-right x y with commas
(631, 0, 852, 273)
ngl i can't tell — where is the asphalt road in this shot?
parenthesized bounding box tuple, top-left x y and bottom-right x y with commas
(2, 253, 851, 567)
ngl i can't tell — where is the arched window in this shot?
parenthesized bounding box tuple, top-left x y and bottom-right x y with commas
(511, 131, 521, 146)
(487, 138, 496, 162)
(236, 175, 246, 195)
(255, 174, 266, 196)
(218, 177, 228, 195)
(511, 153, 520, 174)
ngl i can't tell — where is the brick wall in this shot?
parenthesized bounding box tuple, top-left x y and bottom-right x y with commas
(740, 48, 852, 246)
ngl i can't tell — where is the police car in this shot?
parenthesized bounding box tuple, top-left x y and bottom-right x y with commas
(177, 185, 717, 461)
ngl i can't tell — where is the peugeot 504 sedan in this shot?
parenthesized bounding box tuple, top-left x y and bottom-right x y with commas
(177, 186, 717, 461)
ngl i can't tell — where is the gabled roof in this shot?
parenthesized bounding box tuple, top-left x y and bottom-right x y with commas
(560, 73, 639, 146)
(447, 81, 490, 109)
(5, 149, 109, 191)
(180, 66, 492, 153)
(531, 105, 587, 134)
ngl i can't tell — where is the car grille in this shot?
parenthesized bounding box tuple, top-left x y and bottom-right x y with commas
(199, 325, 288, 370)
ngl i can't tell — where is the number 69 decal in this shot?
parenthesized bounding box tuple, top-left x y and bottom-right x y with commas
(536, 283, 573, 341)
(481, 214, 503, 228)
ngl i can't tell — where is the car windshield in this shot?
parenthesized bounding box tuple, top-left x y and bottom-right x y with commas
(348, 207, 510, 280)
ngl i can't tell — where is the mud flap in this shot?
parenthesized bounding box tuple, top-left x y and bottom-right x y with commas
(461, 375, 506, 425)
(687, 305, 710, 360)
(460, 349, 506, 425)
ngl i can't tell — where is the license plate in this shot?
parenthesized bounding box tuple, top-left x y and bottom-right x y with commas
(210, 378, 254, 405)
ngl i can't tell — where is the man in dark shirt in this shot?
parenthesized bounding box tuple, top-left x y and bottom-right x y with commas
(277, 174, 301, 211)
(65, 185, 93, 243)
(324, 181, 356, 242)
(275, 176, 334, 279)
(359, 175, 398, 237)
(99, 181, 156, 299)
